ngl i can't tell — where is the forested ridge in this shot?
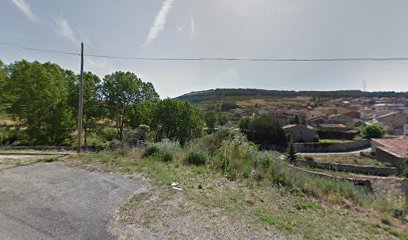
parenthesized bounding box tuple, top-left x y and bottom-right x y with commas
(177, 88, 408, 104)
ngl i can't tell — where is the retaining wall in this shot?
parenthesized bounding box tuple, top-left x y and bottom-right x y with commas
(376, 147, 406, 168)
(294, 140, 370, 153)
(288, 165, 372, 190)
(298, 159, 398, 176)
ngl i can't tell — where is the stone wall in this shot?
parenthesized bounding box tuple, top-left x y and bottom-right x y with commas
(376, 147, 405, 168)
(294, 140, 370, 153)
(288, 165, 372, 190)
(369, 177, 408, 211)
(298, 159, 398, 176)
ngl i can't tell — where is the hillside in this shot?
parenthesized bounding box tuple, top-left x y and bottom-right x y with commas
(177, 88, 407, 105)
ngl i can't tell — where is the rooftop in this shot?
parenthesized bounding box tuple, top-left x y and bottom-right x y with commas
(372, 138, 408, 158)
(319, 123, 347, 128)
(283, 124, 314, 130)
(377, 111, 403, 119)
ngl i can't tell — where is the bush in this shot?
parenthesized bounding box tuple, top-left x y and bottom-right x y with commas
(99, 127, 119, 142)
(190, 129, 233, 155)
(0, 127, 19, 145)
(220, 102, 238, 112)
(287, 143, 298, 163)
(144, 144, 161, 157)
(362, 124, 385, 139)
(144, 140, 180, 162)
(318, 130, 356, 140)
(160, 150, 173, 162)
(214, 134, 257, 176)
(185, 149, 207, 166)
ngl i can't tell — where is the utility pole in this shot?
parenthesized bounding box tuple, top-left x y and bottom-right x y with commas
(77, 42, 84, 153)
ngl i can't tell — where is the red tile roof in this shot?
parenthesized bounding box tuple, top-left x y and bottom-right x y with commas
(372, 138, 408, 158)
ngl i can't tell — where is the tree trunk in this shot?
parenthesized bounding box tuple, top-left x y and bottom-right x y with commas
(84, 127, 88, 146)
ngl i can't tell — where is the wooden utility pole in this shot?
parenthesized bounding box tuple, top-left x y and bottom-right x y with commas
(77, 42, 84, 153)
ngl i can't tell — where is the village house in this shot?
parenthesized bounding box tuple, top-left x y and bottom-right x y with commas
(373, 103, 405, 112)
(328, 114, 353, 124)
(373, 103, 406, 118)
(282, 124, 317, 143)
(342, 111, 361, 119)
(376, 111, 407, 135)
(306, 116, 327, 127)
(318, 123, 350, 131)
(371, 138, 408, 168)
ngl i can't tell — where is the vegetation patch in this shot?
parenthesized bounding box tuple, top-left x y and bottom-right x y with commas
(67, 134, 407, 239)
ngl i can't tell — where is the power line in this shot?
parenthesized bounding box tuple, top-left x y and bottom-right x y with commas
(0, 42, 79, 56)
(2, 41, 408, 62)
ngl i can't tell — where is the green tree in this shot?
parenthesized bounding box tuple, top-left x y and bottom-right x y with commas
(239, 117, 251, 133)
(128, 101, 158, 129)
(68, 72, 105, 146)
(291, 114, 301, 124)
(362, 124, 385, 139)
(1, 60, 74, 145)
(218, 113, 228, 126)
(101, 71, 159, 140)
(244, 115, 287, 148)
(0, 60, 7, 110)
(287, 142, 298, 163)
(204, 111, 217, 133)
(153, 99, 204, 146)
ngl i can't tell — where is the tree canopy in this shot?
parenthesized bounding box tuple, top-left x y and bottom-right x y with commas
(1, 60, 74, 145)
(101, 71, 159, 140)
(362, 124, 385, 139)
(243, 115, 287, 149)
(67, 71, 105, 145)
(153, 99, 204, 146)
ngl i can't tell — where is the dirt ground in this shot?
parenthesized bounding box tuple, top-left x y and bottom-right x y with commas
(110, 186, 286, 240)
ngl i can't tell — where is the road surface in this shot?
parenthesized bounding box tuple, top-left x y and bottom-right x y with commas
(0, 155, 143, 240)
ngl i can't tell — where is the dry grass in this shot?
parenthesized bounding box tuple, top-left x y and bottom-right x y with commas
(309, 154, 387, 167)
(67, 149, 408, 239)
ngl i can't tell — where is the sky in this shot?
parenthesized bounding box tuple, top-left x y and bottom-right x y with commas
(1, 0, 408, 97)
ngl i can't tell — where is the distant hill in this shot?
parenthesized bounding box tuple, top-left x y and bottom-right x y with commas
(177, 88, 407, 104)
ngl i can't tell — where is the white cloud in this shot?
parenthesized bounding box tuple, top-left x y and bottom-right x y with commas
(189, 16, 195, 38)
(177, 16, 195, 39)
(86, 58, 115, 75)
(144, 0, 174, 46)
(54, 18, 90, 45)
(9, 0, 38, 23)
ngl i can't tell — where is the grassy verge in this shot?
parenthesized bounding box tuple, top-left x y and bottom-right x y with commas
(67, 145, 407, 239)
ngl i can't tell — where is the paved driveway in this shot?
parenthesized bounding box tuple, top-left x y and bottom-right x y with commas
(0, 157, 143, 240)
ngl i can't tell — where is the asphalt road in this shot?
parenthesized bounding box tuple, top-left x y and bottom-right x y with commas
(0, 160, 143, 240)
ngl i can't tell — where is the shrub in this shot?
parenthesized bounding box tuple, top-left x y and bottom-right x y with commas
(160, 150, 173, 162)
(0, 127, 19, 145)
(185, 149, 207, 166)
(220, 102, 238, 112)
(190, 129, 233, 155)
(287, 143, 297, 163)
(362, 124, 385, 139)
(239, 117, 251, 133)
(144, 144, 161, 157)
(99, 127, 119, 142)
(214, 134, 257, 177)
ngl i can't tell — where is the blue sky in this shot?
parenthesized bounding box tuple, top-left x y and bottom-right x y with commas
(1, 0, 408, 97)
